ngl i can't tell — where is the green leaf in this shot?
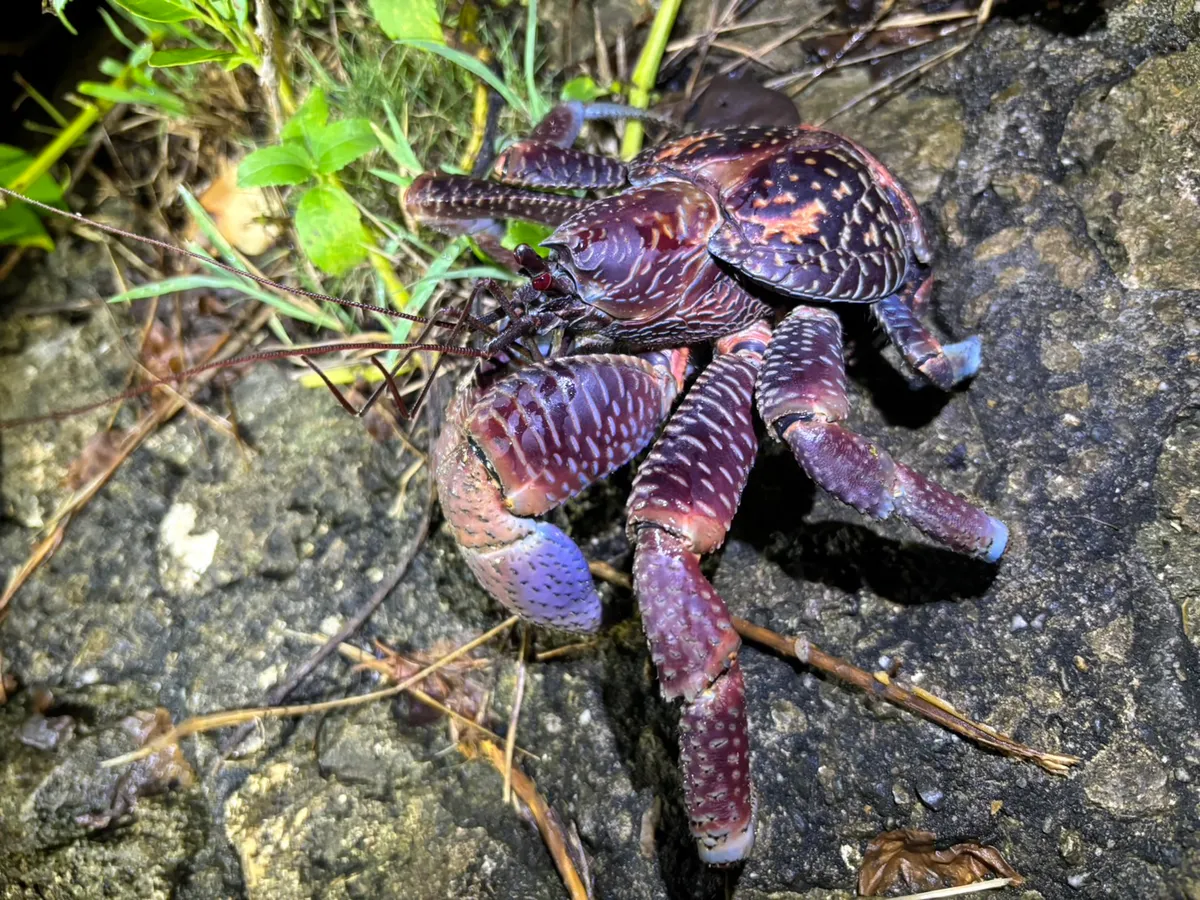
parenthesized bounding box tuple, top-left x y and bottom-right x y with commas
(368, 168, 413, 189)
(370, 0, 443, 42)
(0, 146, 65, 206)
(173, 187, 343, 329)
(399, 40, 528, 120)
(502, 219, 554, 254)
(561, 75, 607, 103)
(524, 0, 549, 121)
(390, 236, 465, 341)
(372, 100, 423, 174)
(280, 88, 329, 145)
(238, 143, 317, 187)
(149, 47, 238, 67)
(77, 81, 188, 117)
(294, 185, 369, 276)
(108, 0, 198, 24)
(313, 119, 379, 174)
(44, 0, 79, 34)
(0, 202, 54, 251)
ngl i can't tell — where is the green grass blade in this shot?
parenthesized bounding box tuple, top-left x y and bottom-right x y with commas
(524, 0, 549, 121)
(399, 40, 529, 120)
(108, 274, 243, 303)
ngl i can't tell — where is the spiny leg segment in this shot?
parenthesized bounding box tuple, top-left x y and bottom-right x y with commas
(758, 305, 1008, 560)
(628, 322, 771, 864)
(875, 270, 983, 390)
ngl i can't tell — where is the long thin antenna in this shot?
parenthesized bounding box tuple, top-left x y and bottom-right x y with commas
(0, 186, 473, 332)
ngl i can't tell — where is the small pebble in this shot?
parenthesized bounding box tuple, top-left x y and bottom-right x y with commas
(1011, 614, 1029, 632)
(1031, 613, 1048, 631)
(1175, 767, 1191, 783)
(1067, 873, 1088, 889)
(917, 784, 945, 810)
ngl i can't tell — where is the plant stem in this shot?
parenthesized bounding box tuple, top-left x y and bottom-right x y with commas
(8, 63, 138, 195)
(620, 0, 683, 159)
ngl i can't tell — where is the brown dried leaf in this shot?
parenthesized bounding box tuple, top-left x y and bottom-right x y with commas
(140, 320, 186, 382)
(858, 829, 1023, 896)
(198, 164, 281, 256)
(65, 429, 130, 490)
(76, 708, 195, 830)
(375, 639, 490, 724)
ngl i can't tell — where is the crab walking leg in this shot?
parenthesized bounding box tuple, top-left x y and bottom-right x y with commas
(492, 140, 629, 190)
(628, 323, 770, 863)
(874, 270, 983, 389)
(404, 173, 593, 229)
(758, 306, 1008, 561)
(435, 352, 686, 632)
(493, 100, 676, 190)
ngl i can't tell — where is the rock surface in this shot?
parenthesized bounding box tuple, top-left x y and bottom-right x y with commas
(2, 5, 1200, 900)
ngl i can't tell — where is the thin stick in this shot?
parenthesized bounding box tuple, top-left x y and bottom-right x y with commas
(730, 617, 1080, 775)
(585, 561, 1078, 774)
(0, 302, 274, 620)
(880, 879, 1015, 900)
(783, 0, 895, 97)
(104, 681, 531, 768)
(504, 626, 531, 803)
(216, 485, 436, 757)
(588, 560, 631, 590)
(534, 641, 598, 662)
(464, 738, 591, 900)
(815, 38, 971, 126)
(107, 614, 526, 769)
(0, 187, 470, 333)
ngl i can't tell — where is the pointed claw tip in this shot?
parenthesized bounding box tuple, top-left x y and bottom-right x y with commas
(980, 516, 1009, 562)
(696, 818, 756, 866)
(944, 335, 983, 383)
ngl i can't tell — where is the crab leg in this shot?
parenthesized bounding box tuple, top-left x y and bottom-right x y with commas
(628, 322, 771, 864)
(404, 173, 592, 229)
(435, 351, 686, 632)
(758, 306, 1008, 560)
(492, 100, 678, 190)
(875, 270, 983, 389)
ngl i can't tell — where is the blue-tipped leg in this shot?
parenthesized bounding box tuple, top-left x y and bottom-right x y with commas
(943, 335, 983, 384)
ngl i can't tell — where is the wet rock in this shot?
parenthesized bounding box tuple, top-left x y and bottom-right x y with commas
(1060, 43, 1200, 290)
(1083, 738, 1173, 819)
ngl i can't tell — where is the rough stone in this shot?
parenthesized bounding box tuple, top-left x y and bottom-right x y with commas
(1060, 43, 1200, 290)
(1083, 739, 1174, 819)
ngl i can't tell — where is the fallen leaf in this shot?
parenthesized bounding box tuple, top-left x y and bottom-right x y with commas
(198, 163, 281, 256)
(858, 829, 1023, 897)
(65, 429, 130, 490)
(76, 708, 195, 830)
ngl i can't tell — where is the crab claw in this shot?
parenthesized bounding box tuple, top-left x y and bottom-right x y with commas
(436, 437, 603, 633)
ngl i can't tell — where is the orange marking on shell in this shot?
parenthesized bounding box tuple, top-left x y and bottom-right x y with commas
(743, 197, 828, 243)
(832, 181, 852, 200)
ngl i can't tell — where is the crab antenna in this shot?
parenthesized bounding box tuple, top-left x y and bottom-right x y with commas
(0, 339, 489, 429)
(0, 187, 480, 334)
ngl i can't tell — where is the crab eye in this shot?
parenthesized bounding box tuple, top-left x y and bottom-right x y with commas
(532, 271, 553, 291)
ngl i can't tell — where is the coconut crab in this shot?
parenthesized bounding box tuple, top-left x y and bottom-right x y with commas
(403, 101, 1009, 864)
